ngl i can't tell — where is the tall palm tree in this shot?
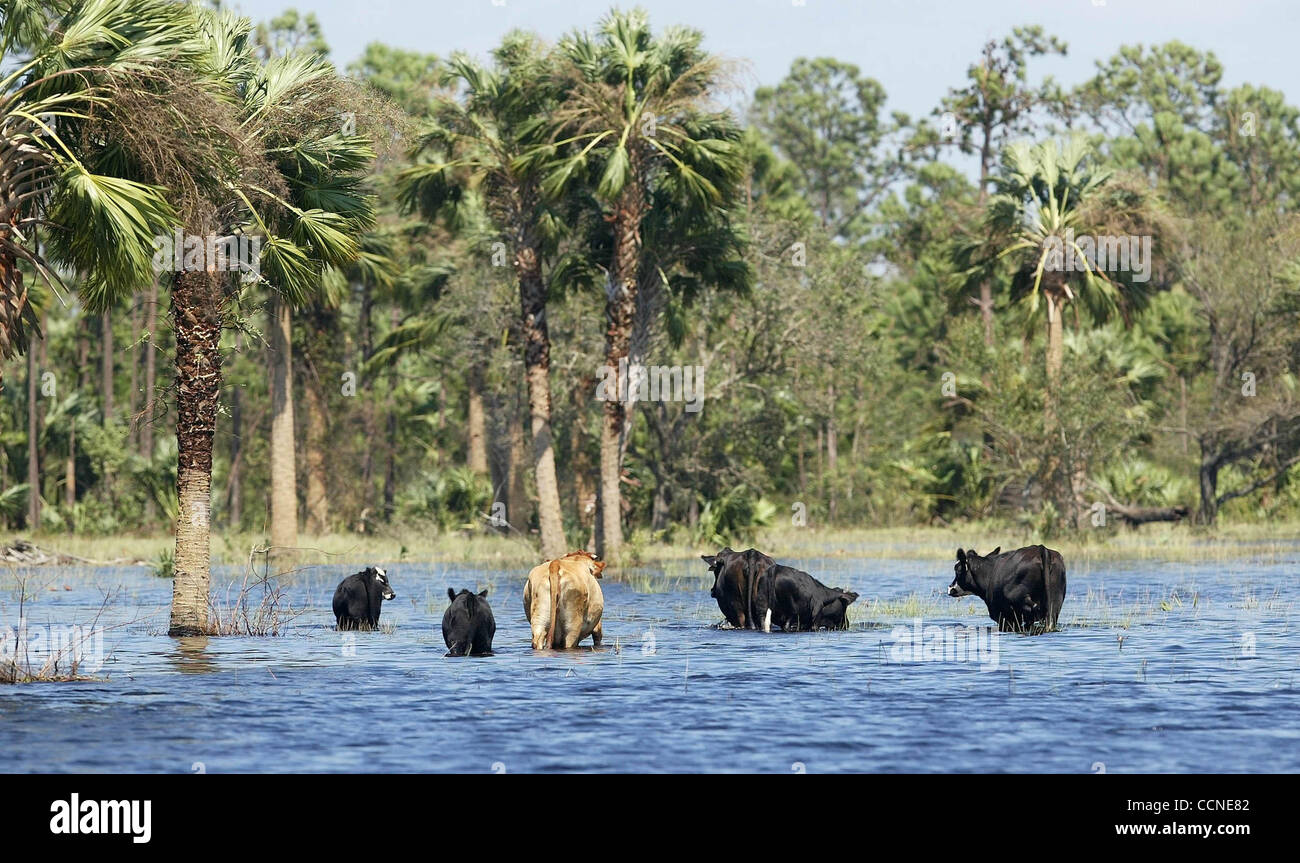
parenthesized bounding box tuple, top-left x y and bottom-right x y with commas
(540, 9, 745, 559)
(971, 134, 1165, 524)
(114, 7, 376, 634)
(398, 33, 569, 559)
(0, 0, 184, 390)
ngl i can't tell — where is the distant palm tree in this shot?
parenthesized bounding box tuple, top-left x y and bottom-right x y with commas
(539, 8, 745, 559)
(970, 134, 1166, 526)
(975, 135, 1160, 402)
(398, 33, 569, 559)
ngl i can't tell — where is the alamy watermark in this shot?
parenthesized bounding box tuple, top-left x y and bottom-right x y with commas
(595, 357, 705, 412)
(152, 230, 263, 281)
(1043, 229, 1152, 283)
(1, 617, 106, 674)
(887, 618, 1000, 671)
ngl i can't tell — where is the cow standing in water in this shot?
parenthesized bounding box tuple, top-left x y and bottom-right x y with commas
(333, 567, 396, 631)
(524, 551, 606, 649)
(947, 546, 1066, 633)
(703, 548, 858, 631)
(442, 588, 495, 656)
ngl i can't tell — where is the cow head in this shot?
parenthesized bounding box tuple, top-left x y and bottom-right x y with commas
(702, 548, 734, 597)
(446, 587, 489, 603)
(369, 566, 396, 600)
(812, 589, 860, 630)
(565, 550, 605, 579)
(948, 548, 998, 597)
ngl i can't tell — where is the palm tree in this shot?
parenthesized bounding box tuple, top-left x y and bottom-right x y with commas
(540, 9, 745, 559)
(977, 135, 1158, 401)
(0, 0, 183, 390)
(108, 7, 375, 633)
(971, 134, 1165, 524)
(397, 33, 569, 559)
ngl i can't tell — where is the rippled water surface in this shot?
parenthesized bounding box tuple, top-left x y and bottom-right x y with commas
(1, 554, 1296, 773)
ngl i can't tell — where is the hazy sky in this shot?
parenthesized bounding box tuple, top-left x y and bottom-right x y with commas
(227, 0, 1299, 119)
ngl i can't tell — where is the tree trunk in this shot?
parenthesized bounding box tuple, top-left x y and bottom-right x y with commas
(507, 396, 530, 535)
(26, 342, 39, 529)
(1198, 452, 1220, 525)
(170, 270, 222, 636)
(466, 364, 489, 475)
(358, 281, 375, 527)
(127, 296, 140, 451)
(977, 128, 994, 346)
(226, 330, 244, 531)
(382, 307, 398, 522)
(826, 384, 838, 521)
(101, 309, 113, 424)
(65, 419, 76, 509)
(597, 183, 644, 561)
(268, 295, 298, 563)
(302, 354, 330, 535)
(517, 243, 566, 558)
(141, 275, 158, 459)
(1044, 289, 1064, 412)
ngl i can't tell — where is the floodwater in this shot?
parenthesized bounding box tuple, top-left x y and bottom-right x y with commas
(1, 554, 1296, 773)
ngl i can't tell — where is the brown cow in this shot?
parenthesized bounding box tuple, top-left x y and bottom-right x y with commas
(523, 550, 607, 649)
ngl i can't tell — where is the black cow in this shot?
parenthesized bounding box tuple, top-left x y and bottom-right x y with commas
(754, 564, 860, 632)
(333, 566, 396, 631)
(442, 588, 495, 656)
(702, 547, 775, 629)
(702, 548, 859, 631)
(947, 545, 1066, 633)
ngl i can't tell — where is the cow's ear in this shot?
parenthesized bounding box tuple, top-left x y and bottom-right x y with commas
(990, 546, 1001, 556)
(956, 548, 966, 563)
(478, 589, 488, 598)
(447, 588, 456, 601)
(701, 555, 716, 566)
(592, 560, 607, 578)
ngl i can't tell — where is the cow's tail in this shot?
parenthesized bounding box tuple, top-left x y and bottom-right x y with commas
(546, 559, 562, 649)
(1039, 544, 1055, 631)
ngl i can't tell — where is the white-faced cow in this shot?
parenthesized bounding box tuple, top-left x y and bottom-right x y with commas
(947, 545, 1066, 633)
(333, 566, 396, 631)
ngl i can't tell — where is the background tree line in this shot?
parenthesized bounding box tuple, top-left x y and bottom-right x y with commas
(3, 5, 1299, 595)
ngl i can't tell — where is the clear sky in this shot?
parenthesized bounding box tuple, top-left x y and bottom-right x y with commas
(227, 0, 1300, 119)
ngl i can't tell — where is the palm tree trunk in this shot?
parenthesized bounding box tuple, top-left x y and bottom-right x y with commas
(517, 244, 566, 558)
(507, 395, 530, 534)
(225, 328, 244, 530)
(65, 420, 75, 509)
(597, 187, 644, 561)
(268, 294, 297, 562)
(170, 270, 222, 636)
(142, 275, 158, 459)
(358, 281, 375, 526)
(1045, 289, 1064, 410)
(127, 296, 140, 450)
(466, 363, 489, 474)
(302, 357, 330, 535)
(26, 342, 39, 529)
(383, 307, 398, 522)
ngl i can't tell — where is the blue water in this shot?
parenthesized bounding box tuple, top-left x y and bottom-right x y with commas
(1, 555, 1296, 773)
